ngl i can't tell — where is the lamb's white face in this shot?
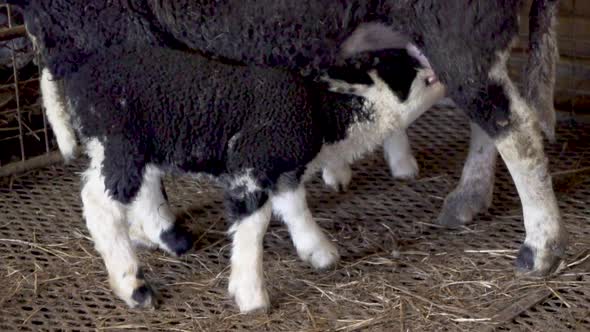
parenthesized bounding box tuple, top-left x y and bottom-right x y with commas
(323, 66, 444, 111)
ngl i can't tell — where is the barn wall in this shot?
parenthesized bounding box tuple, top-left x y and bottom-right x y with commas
(512, 0, 590, 112)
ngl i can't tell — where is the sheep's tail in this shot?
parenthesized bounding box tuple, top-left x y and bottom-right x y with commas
(40, 68, 79, 162)
(524, 0, 560, 141)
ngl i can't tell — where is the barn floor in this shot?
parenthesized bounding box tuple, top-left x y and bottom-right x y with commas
(0, 108, 589, 331)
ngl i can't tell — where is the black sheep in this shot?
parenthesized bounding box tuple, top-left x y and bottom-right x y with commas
(61, 44, 443, 311)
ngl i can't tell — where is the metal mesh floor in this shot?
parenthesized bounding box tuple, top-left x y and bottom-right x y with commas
(1, 108, 589, 331)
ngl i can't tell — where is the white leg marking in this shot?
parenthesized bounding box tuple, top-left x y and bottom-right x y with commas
(228, 203, 272, 313)
(127, 166, 175, 252)
(271, 185, 339, 269)
(496, 119, 565, 273)
(81, 139, 152, 308)
(40, 68, 78, 161)
(383, 130, 418, 179)
(491, 58, 567, 274)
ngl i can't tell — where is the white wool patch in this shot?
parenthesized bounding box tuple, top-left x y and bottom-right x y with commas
(40, 69, 78, 160)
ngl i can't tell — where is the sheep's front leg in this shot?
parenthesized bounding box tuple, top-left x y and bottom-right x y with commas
(225, 179, 272, 313)
(438, 123, 496, 227)
(272, 184, 339, 269)
(81, 139, 154, 308)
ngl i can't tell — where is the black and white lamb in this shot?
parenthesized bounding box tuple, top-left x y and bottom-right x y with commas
(55, 43, 444, 312)
(320, 43, 438, 190)
(7, 0, 566, 282)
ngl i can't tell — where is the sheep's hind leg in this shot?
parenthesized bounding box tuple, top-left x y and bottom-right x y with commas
(457, 57, 567, 276)
(437, 122, 497, 227)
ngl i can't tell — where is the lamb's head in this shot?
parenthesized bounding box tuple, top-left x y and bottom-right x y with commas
(405, 66, 445, 111)
(322, 47, 445, 122)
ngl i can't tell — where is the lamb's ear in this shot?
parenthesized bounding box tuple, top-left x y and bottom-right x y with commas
(341, 23, 409, 58)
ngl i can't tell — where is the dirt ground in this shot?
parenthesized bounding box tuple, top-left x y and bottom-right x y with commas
(1, 109, 589, 331)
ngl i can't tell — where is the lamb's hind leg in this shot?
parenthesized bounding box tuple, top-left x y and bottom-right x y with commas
(438, 123, 497, 227)
(81, 139, 154, 308)
(225, 172, 272, 313)
(40, 68, 78, 161)
(127, 166, 194, 256)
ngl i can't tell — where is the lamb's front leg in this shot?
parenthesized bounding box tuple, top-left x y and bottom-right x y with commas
(383, 130, 419, 179)
(321, 129, 418, 191)
(272, 184, 340, 269)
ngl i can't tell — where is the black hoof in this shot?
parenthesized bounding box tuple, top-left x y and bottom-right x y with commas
(515, 245, 535, 272)
(160, 224, 195, 256)
(132, 284, 153, 305)
(515, 238, 568, 277)
(129, 277, 156, 309)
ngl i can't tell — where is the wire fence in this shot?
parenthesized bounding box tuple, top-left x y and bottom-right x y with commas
(0, 4, 62, 178)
